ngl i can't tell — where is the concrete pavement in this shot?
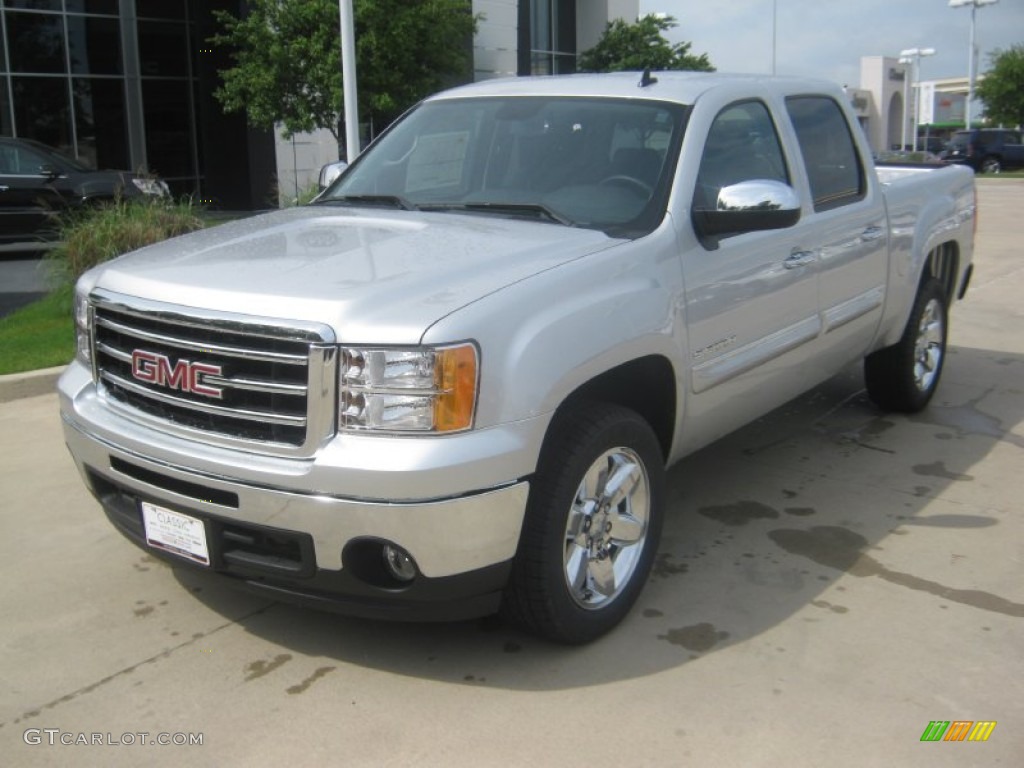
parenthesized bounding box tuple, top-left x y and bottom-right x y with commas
(2, 180, 1022, 766)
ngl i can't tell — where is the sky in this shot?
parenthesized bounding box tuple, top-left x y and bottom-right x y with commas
(639, 0, 1024, 88)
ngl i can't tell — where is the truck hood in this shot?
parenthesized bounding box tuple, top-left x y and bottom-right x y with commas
(87, 206, 621, 343)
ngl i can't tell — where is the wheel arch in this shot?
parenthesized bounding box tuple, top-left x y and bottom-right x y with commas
(550, 354, 677, 461)
(921, 239, 960, 304)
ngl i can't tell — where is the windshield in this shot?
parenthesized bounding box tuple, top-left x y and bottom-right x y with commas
(319, 96, 688, 237)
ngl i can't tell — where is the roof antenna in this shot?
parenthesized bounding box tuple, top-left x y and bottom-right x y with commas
(639, 68, 658, 88)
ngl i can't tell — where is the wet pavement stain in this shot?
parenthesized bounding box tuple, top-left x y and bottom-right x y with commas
(244, 653, 292, 682)
(4, 605, 274, 727)
(784, 507, 815, 516)
(698, 500, 779, 526)
(769, 526, 1024, 618)
(912, 461, 975, 481)
(811, 599, 849, 614)
(658, 622, 729, 652)
(651, 552, 689, 578)
(910, 389, 1024, 449)
(286, 666, 336, 695)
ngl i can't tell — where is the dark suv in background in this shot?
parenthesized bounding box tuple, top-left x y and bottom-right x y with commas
(0, 137, 168, 247)
(941, 129, 1024, 174)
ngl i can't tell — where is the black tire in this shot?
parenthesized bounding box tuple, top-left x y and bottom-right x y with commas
(502, 403, 665, 644)
(980, 156, 1001, 174)
(864, 278, 948, 412)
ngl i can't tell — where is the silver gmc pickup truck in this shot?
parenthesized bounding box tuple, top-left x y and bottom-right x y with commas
(59, 72, 975, 643)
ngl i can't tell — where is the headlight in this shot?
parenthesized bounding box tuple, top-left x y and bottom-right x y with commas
(339, 343, 478, 433)
(131, 178, 169, 196)
(73, 288, 92, 366)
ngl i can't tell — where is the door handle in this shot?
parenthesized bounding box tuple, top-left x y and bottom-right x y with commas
(861, 225, 885, 242)
(784, 250, 817, 269)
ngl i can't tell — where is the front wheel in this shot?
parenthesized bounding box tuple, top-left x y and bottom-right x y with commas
(864, 278, 948, 412)
(503, 404, 665, 644)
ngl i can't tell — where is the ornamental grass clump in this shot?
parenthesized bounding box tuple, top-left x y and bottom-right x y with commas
(51, 197, 204, 285)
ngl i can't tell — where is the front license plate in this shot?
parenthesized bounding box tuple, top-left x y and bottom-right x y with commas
(141, 502, 210, 566)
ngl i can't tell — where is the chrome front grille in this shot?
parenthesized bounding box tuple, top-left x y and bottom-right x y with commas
(90, 290, 337, 456)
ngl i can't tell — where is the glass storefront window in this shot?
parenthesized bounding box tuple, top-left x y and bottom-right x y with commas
(138, 20, 189, 77)
(1, 80, 12, 136)
(67, 15, 122, 75)
(136, 0, 187, 21)
(6, 11, 68, 73)
(142, 77, 194, 180)
(12, 76, 72, 152)
(65, 0, 120, 14)
(73, 77, 128, 169)
(5, 1, 63, 11)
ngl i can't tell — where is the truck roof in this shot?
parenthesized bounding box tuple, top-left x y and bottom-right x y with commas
(427, 71, 842, 106)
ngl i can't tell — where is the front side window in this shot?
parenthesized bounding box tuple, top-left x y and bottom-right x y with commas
(320, 96, 689, 237)
(694, 100, 789, 211)
(786, 96, 864, 212)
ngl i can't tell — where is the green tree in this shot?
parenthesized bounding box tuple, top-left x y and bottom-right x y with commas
(976, 45, 1024, 129)
(211, 0, 477, 142)
(577, 14, 714, 73)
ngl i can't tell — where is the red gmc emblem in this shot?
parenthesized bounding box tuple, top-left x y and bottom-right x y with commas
(131, 350, 224, 399)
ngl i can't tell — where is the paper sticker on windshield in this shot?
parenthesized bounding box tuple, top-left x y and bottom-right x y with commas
(406, 131, 469, 193)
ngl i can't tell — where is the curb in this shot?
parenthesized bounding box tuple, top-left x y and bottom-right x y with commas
(0, 366, 66, 403)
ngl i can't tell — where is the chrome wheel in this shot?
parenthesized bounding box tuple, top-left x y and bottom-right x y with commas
(864, 278, 948, 413)
(913, 297, 945, 393)
(563, 447, 649, 610)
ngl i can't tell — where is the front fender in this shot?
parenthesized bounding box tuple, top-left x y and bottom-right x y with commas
(421, 226, 685, 439)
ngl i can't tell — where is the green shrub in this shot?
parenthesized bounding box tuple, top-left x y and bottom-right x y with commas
(50, 197, 205, 286)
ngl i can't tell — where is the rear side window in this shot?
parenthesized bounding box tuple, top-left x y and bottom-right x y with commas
(785, 96, 864, 212)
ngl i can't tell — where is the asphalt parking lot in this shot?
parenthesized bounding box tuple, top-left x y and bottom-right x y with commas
(2, 180, 1021, 767)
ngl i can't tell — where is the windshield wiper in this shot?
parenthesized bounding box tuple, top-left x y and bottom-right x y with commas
(314, 194, 418, 211)
(419, 202, 575, 227)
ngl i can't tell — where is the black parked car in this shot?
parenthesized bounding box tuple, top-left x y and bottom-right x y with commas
(941, 129, 1024, 174)
(0, 137, 169, 246)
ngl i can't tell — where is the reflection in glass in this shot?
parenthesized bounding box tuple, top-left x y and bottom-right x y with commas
(136, 0, 187, 20)
(138, 20, 189, 76)
(1, 80, 12, 136)
(67, 15, 123, 75)
(142, 78, 194, 180)
(73, 77, 128, 169)
(65, 0, 120, 14)
(13, 76, 72, 152)
(6, 12, 67, 73)
(5, 1, 63, 11)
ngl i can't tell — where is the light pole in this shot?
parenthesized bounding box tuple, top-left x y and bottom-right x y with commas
(338, 0, 360, 164)
(771, 0, 777, 75)
(949, 0, 999, 130)
(899, 57, 912, 150)
(899, 47, 936, 152)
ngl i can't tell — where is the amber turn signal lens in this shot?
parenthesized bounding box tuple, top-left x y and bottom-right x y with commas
(433, 344, 478, 432)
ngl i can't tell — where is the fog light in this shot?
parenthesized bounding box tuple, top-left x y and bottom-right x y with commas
(382, 544, 418, 582)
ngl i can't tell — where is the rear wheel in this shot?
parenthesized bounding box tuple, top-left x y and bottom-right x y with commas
(980, 156, 1002, 174)
(503, 403, 665, 644)
(864, 278, 948, 412)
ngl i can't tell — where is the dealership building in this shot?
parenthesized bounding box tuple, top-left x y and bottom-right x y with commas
(0, 0, 639, 210)
(850, 56, 972, 154)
